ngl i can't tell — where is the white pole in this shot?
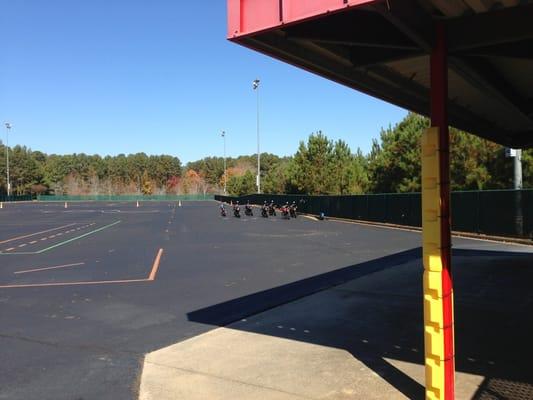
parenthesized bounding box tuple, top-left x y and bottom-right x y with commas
(4, 123, 11, 197)
(514, 149, 523, 190)
(514, 149, 523, 236)
(253, 79, 261, 194)
(222, 131, 227, 194)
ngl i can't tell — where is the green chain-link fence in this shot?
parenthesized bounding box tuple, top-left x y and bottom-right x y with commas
(0, 194, 34, 202)
(215, 190, 533, 240)
(37, 194, 213, 202)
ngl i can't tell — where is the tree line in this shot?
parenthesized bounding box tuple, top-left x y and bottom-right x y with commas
(201, 113, 532, 195)
(0, 113, 531, 196)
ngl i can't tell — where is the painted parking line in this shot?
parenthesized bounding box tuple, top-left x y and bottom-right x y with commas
(0, 223, 77, 245)
(14, 262, 85, 275)
(0, 248, 164, 289)
(0, 221, 122, 255)
(148, 248, 164, 281)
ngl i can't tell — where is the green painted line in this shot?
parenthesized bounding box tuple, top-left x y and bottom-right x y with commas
(36, 220, 122, 253)
(0, 220, 121, 255)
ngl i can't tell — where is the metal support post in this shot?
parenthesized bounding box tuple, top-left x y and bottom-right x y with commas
(422, 22, 455, 400)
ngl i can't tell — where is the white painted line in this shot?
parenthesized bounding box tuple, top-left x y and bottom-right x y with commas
(29, 241, 37, 244)
(5, 248, 15, 252)
(18, 244, 27, 248)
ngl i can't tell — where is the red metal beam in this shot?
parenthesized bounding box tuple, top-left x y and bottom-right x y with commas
(227, 0, 376, 39)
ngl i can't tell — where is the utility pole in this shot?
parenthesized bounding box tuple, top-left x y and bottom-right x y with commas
(514, 149, 523, 190)
(514, 149, 523, 236)
(253, 79, 261, 193)
(4, 123, 12, 197)
(507, 147, 523, 236)
(221, 131, 227, 194)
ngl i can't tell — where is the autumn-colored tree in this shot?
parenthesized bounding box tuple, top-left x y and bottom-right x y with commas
(141, 170, 153, 195)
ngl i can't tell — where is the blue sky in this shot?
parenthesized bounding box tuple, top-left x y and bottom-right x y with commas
(0, 1, 407, 163)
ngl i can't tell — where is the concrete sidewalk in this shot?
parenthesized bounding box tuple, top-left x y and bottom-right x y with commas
(139, 245, 533, 400)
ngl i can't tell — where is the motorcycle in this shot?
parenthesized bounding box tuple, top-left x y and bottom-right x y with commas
(261, 205, 268, 218)
(220, 206, 227, 217)
(244, 204, 253, 217)
(289, 204, 297, 218)
(268, 203, 277, 216)
(281, 204, 290, 219)
(233, 205, 241, 218)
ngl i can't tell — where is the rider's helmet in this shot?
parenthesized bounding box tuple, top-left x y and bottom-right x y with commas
(236, 200, 239, 204)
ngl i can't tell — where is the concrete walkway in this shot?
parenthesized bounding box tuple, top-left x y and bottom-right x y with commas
(139, 242, 533, 400)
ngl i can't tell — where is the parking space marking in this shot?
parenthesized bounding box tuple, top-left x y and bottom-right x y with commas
(14, 262, 86, 275)
(0, 248, 164, 289)
(148, 248, 164, 281)
(0, 223, 77, 245)
(0, 220, 122, 255)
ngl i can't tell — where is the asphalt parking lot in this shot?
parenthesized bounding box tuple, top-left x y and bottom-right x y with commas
(0, 201, 532, 400)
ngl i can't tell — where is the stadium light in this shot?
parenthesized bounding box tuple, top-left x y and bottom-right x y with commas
(221, 131, 227, 194)
(4, 122, 12, 197)
(252, 79, 260, 193)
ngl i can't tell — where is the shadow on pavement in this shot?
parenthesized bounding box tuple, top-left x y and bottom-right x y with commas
(188, 247, 533, 400)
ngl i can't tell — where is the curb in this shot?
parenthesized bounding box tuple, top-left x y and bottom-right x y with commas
(304, 214, 533, 247)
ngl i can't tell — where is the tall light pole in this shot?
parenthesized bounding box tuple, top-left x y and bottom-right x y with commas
(4, 122, 11, 197)
(514, 149, 523, 190)
(253, 79, 261, 193)
(221, 130, 227, 194)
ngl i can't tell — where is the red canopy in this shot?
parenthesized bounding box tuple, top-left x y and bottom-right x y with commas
(228, 0, 533, 148)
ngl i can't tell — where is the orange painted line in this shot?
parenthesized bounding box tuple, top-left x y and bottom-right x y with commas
(1, 248, 165, 289)
(0, 223, 77, 245)
(148, 248, 164, 281)
(14, 262, 85, 275)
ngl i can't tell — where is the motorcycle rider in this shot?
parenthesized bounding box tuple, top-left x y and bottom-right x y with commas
(261, 201, 269, 218)
(233, 201, 241, 217)
(219, 202, 226, 217)
(245, 200, 253, 216)
(268, 200, 276, 216)
(289, 201, 297, 218)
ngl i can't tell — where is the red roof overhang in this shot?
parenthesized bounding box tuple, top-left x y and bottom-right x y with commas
(227, 0, 533, 148)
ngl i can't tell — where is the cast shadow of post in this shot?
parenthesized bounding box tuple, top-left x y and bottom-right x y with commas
(188, 247, 533, 400)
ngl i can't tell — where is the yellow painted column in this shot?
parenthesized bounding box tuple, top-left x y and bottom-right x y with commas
(422, 127, 449, 399)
